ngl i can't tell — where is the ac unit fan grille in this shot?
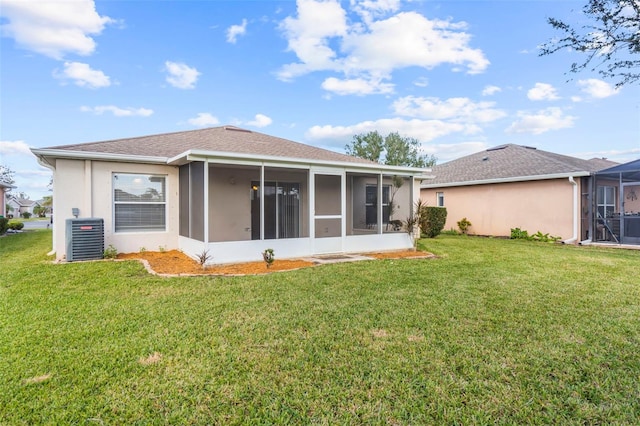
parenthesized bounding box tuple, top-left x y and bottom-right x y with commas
(66, 218, 104, 261)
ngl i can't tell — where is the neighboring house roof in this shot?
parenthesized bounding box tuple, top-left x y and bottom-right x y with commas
(33, 125, 416, 169)
(422, 144, 618, 188)
(8, 197, 38, 207)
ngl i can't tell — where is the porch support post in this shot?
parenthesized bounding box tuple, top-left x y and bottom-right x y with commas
(203, 162, 209, 244)
(377, 173, 383, 234)
(260, 164, 265, 241)
(619, 171, 624, 242)
(341, 171, 346, 242)
(309, 171, 315, 242)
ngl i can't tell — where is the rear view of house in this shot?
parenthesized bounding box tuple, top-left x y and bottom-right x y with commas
(32, 126, 429, 263)
(421, 144, 617, 242)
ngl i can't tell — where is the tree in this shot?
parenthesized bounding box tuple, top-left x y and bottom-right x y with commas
(540, 0, 640, 87)
(345, 131, 436, 167)
(345, 131, 385, 163)
(0, 164, 15, 185)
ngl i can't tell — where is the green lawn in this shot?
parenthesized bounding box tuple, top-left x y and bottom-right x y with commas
(1, 231, 639, 424)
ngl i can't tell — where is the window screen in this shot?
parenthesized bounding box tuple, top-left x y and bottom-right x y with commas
(113, 173, 166, 232)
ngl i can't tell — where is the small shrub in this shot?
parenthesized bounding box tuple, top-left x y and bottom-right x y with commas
(139, 247, 147, 253)
(196, 249, 212, 269)
(0, 217, 8, 235)
(457, 217, 472, 234)
(9, 222, 24, 231)
(262, 248, 275, 268)
(158, 246, 166, 253)
(404, 199, 428, 245)
(422, 207, 447, 238)
(103, 245, 118, 259)
(21, 212, 32, 219)
(510, 227, 529, 240)
(510, 228, 561, 243)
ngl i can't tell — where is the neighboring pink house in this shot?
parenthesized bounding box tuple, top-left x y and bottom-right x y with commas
(421, 144, 617, 243)
(1, 181, 15, 217)
(32, 126, 429, 263)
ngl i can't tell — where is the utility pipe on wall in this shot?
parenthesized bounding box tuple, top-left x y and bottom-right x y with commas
(563, 176, 579, 244)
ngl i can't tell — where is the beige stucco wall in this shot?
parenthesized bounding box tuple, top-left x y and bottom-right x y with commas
(421, 178, 581, 239)
(52, 158, 179, 260)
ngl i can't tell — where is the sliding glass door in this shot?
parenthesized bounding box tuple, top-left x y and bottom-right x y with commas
(251, 181, 300, 240)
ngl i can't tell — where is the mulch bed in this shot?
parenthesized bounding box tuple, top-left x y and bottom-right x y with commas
(117, 248, 433, 276)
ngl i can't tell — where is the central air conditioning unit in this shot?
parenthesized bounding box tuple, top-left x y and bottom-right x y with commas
(66, 218, 104, 261)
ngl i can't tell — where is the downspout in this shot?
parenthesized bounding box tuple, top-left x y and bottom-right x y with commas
(563, 176, 579, 244)
(35, 157, 57, 256)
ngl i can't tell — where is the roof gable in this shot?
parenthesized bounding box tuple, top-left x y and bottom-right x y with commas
(424, 144, 618, 187)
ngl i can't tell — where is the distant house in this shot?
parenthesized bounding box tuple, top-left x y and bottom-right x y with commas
(1, 181, 15, 217)
(7, 196, 39, 218)
(421, 144, 617, 242)
(32, 126, 429, 263)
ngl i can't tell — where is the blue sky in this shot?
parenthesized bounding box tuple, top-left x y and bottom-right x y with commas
(1, 0, 639, 200)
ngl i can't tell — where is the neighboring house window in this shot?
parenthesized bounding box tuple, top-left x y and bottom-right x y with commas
(365, 184, 390, 226)
(436, 192, 444, 207)
(113, 173, 166, 232)
(597, 186, 616, 219)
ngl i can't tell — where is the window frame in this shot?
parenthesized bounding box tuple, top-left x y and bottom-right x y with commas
(436, 192, 444, 207)
(113, 173, 167, 233)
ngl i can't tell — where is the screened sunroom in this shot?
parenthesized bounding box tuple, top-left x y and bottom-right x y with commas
(591, 159, 640, 245)
(177, 158, 422, 264)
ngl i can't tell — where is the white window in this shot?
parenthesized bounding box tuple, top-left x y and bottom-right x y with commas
(113, 173, 166, 232)
(436, 192, 444, 207)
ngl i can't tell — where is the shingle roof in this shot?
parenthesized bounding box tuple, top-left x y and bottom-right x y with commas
(423, 144, 618, 187)
(40, 125, 375, 165)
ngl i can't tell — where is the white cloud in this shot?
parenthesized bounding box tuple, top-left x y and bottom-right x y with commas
(413, 77, 429, 88)
(0, 0, 114, 59)
(341, 12, 488, 74)
(277, 2, 488, 95)
(527, 83, 560, 101)
(577, 78, 620, 99)
(306, 117, 471, 145)
(505, 107, 575, 135)
(164, 61, 200, 89)
(0, 140, 33, 156)
(54, 61, 110, 88)
(321, 76, 394, 95)
(351, 0, 400, 24)
(392, 96, 507, 123)
(246, 114, 273, 128)
(226, 19, 247, 43)
(482, 85, 501, 96)
(187, 113, 220, 127)
(278, 0, 348, 80)
(80, 105, 153, 117)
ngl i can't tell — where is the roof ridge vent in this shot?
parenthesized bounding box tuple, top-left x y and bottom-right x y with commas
(224, 126, 252, 133)
(486, 144, 508, 152)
